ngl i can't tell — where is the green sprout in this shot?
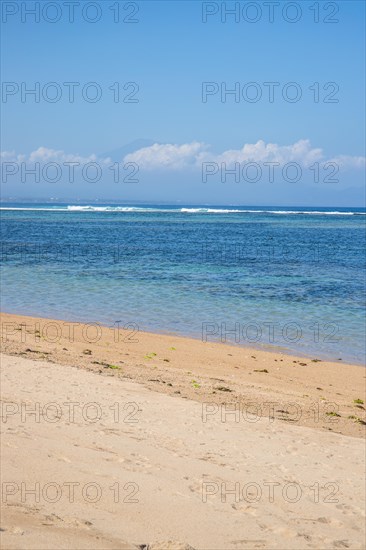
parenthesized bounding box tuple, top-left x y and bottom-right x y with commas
(144, 352, 157, 360)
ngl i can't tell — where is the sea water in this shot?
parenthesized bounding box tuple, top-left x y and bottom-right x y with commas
(1, 204, 365, 364)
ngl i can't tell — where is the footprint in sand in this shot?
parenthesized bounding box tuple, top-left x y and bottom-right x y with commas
(188, 476, 226, 496)
(142, 542, 195, 550)
(230, 540, 266, 548)
(7, 526, 25, 535)
(109, 454, 155, 473)
(333, 541, 351, 548)
(265, 524, 298, 539)
(231, 503, 258, 516)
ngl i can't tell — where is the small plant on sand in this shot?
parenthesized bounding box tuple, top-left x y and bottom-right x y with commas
(170, 347, 176, 351)
(348, 415, 366, 425)
(163, 359, 170, 362)
(144, 353, 157, 360)
(106, 364, 120, 370)
(326, 411, 341, 417)
(191, 380, 200, 389)
(354, 399, 364, 405)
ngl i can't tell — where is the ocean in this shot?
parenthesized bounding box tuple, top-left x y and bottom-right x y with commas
(1, 204, 365, 364)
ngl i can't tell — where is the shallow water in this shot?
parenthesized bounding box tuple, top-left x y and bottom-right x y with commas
(1, 203, 365, 364)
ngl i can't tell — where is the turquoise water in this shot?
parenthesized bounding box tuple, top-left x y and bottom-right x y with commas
(1, 204, 365, 364)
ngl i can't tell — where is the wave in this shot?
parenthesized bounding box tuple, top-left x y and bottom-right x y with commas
(179, 208, 365, 215)
(0, 207, 68, 212)
(66, 206, 366, 215)
(180, 208, 243, 213)
(268, 210, 365, 215)
(66, 205, 158, 212)
(1, 205, 365, 216)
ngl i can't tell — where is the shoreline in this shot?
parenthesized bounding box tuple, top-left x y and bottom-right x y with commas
(1, 308, 363, 367)
(1, 311, 365, 438)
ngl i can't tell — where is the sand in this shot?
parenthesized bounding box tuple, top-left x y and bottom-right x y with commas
(1, 312, 365, 549)
(1, 313, 365, 438)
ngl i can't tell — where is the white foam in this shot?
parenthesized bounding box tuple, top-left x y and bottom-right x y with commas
(0, 206, 364, 216)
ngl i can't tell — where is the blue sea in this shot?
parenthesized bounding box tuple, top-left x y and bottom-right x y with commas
(1, 204, 365, 364)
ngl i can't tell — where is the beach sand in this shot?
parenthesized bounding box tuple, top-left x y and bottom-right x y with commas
(1, 312, 365, 549)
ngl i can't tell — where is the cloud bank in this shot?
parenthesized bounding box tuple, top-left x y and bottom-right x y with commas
(124, 139, 364, 171)
(1, 140, 365, 171)
(1, 147, 112, 165)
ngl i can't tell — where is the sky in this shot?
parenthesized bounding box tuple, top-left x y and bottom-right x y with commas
(1, 0, 365, 205)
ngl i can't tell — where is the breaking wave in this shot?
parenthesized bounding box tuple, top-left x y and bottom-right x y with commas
(0, 205, 365, 215)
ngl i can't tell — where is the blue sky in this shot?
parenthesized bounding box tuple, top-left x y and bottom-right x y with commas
(1, 0, 365, 205)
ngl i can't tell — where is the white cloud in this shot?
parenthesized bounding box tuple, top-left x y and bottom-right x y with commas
(329, 155, 366, 169)
(0, 147, 111, 165)
(28, 146, 111, 165)
(124, 142, 207, 170)
(0, 151, 16, 160)
(1, 142, 364, 172)
(210, 139, 324, 167)
(123, 139, 364, 171)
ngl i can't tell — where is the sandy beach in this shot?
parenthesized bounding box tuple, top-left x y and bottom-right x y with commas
(2, 0, 365, 547)
(1, 312, 365, 549)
